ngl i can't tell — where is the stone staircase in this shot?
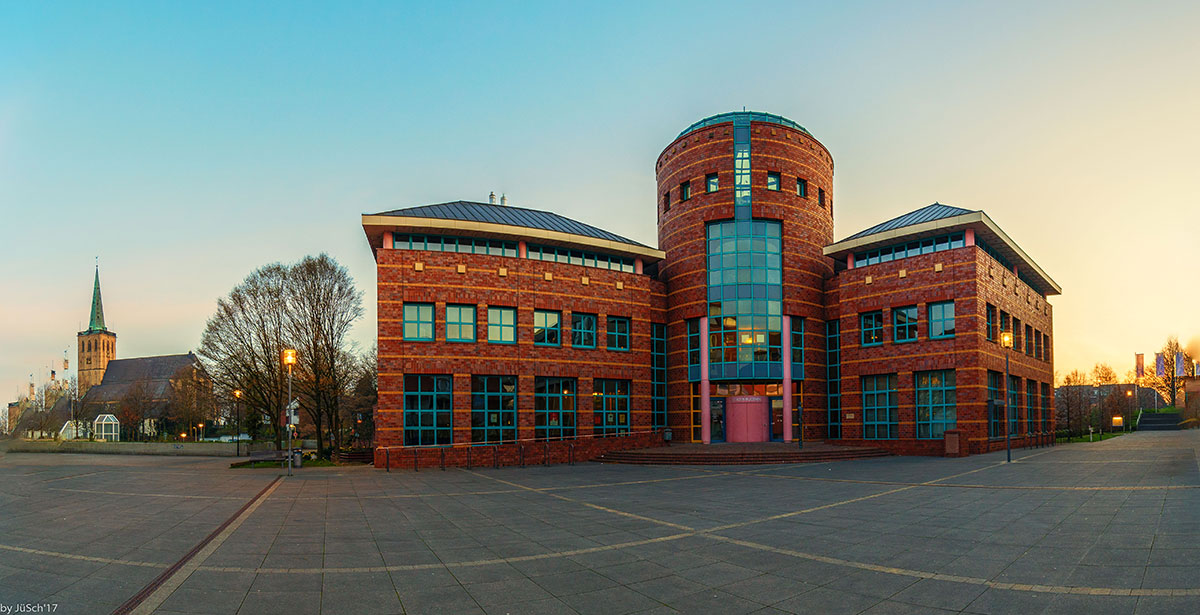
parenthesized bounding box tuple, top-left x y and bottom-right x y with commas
(1138, 412, 1181, 431)
(594, 442, 892, 465)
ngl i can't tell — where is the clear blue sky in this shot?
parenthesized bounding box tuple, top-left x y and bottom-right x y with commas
(3, 1, 1200, 400)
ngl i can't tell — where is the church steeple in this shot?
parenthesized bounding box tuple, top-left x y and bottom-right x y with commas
(88, 266, 107, 333)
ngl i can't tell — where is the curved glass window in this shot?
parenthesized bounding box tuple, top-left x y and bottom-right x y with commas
(705, 219, 783, 379)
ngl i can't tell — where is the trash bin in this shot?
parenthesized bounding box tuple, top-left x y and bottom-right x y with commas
(292, 448, 303, 468)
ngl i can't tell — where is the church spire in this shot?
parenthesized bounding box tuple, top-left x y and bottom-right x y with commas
(89, 266, 106, 332)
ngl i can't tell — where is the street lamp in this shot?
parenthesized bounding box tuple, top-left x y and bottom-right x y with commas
(1125, 389, 1133, 432)
(233, 389, 243, 457)
(1000, 331, 1014, 462)
(198, 423, 205, 441)
(282, 348, 297, 477)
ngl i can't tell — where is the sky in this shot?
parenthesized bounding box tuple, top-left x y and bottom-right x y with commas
(2, 0, 1199, 401)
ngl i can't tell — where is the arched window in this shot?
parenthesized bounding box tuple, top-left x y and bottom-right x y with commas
(86, 340, 91, 352)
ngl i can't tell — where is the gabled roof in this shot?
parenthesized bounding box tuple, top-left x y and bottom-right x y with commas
(844, 203, 975, 241)
(80, 353, 203, 417)
(371, 201, 650, 248)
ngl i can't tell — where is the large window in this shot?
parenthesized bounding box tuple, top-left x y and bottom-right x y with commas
(853, 231, 966, 268)
(403, 303, 434, 341)
(446, 304, 476, 342)
(686, 318, 701, 377)
(651, 324, 667, 429)
(766, 171, 781, 191)
(1008, 375, 1021, 435)
(1041, 383, 1051, 432)
(487, 307, 516, 344)
(393, 234, 517, 257)
(403, 375, 452, 446)
(533, 310, 561, 346)
(988, 371, 1004, 438)
(929, 301, 955, 339)
(915, 370, 956, 439)
(1025, 324, 1034, 355)
(986, 304, 997, 341)
(790, 317, 805, 379)
(826, 320, 842, 439)
(571, 312, 596, 348)
(1026, 380, 1039, 434)
(861, 374, 897, 439)
(705, 219, 784, 379)
(861, 311, 884, 346)
(606, 316, 630, 351)
(535, 377, 576, 440)
(471, 375, 517, 444)
(893, 306, 917, 343)
(593, 379, 630, 435)
(706, 173, 719, 193)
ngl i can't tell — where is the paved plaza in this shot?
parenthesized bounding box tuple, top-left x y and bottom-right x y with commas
(0, 432, 1198, 615)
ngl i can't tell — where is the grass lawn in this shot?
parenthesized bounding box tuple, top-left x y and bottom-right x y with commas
(1056, 431, 1129, 444)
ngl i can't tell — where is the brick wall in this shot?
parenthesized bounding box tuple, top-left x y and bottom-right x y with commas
(374, 429, 666, 469)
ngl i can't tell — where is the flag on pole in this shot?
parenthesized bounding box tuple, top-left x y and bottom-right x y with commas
(1155, 353, 1165, 377)
(1135, 354, 1144, 378)
(1175, 352, 1186, 378)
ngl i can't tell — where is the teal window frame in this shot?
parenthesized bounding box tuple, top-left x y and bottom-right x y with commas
(403, 374, 452, 446)
(1026, 380, 1039, 434)
(651, 323, 667, 429)
(445, 304, 476, 343)
(705, 219, 784, 379)
(571, 312, 596, 348)
(606, 316, 630, 351)
(706, 173, 719, 193)
(1008, 375, 1021, 435)
(680, 180, 691, 201)
(393, 233, 517, 257)
(893, 306, 918, 343)
(487, 306, 516, 344)
(860, 311, 883, 346)
(766, 171, 781, 191)
(853, 231, 966, 267)
(986, 304, 997, 341)
(403, 303, 434, 341)
(915, 370, 956, 439)
(535, 376, 576, 440)
(526, 244, 634, 273)
(797, 178, 808, 197)
(1041, 382, 1051, 431)
(826, 320, 841, 439)
(471, 375, 517, 444)
(988, 371, 1004, 438)
(592, 379, 630, 435)
(929, 301, 956, 339)
(1025, 324, 1034, 355)
(533, 310, 561, 347)
(686, 318, 701, 376)
(861, 374, 898, 439)
(790, 317, 805, 379)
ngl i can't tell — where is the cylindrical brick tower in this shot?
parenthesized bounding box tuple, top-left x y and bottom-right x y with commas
(656, 111, 835, 444)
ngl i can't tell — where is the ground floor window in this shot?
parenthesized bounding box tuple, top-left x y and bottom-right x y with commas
(1041, 382, 1051, 432)
(988, 371, 1004, 438)
(1026, 380, 1039, 433)
(471, 375, 517, 443)
(915, 370, 956, 439)
(1008, 375, 1021, 435)
(593, 379, 630, 435)
(534, 377, 576, 440)
(404, 374, 452, 446)
(861, 374, 898, 439)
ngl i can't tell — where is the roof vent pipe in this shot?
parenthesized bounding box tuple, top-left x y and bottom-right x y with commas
(489, 191, 496, 204)
(500, 194, 507, 206)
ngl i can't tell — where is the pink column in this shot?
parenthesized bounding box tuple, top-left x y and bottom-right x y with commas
(846, 254, 854, 269)
(634, 258, 643, 274)
(965, 228, 975, 246)
(700, 316, 711, 444)
(384, 231, 393, 250)
(518, 241, 527, 258)
(782, 315, 792, 442)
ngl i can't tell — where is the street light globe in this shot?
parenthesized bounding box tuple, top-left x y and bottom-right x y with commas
(1126, 390, 1133, 397)
(1000, 332, 1013, 348)
(233, 389, 242, 399)
(282, 349, 298, 365)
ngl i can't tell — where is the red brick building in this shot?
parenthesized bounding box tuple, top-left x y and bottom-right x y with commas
(363, 111, 1060, 466)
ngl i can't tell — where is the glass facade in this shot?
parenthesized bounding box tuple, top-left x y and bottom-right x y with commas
(861, 374, 898, 439)
(705, 220, 783, 379)
(827, 320, 841, 439)
(403, 375, 452, 446)
(651, 323, 667, 429)
(471, 375, 517, 444)
(915, 370, 956, 439)
(686, 318, 701, 381)
(733, 118, 751, 220)
(534, 377, 576, 440)
(790, 317, 805, 380)
(593, 379, 630, 435)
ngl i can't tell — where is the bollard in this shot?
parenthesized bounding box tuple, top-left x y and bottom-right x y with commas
(544, 442, 550, 467)
(493, 446, 498, 469)
(385, 448, 390, 473)
(569, 443, 574, 466)
(519, 444, 525, 468)
(440, 448, 446, 471)
(467, 447, 472, 470)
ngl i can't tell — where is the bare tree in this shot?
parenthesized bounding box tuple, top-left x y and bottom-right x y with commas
(1058, 370, 1090, 436)
(117, 380, 153, 441)
(198, 264, 292, 450)
(170, 367, 215, 440)
(1141, 336, 1193, 408)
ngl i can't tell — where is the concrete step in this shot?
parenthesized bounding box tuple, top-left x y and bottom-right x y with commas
(595, 447, 892, 465)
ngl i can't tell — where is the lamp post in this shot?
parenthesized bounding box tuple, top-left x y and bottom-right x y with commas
(1000, 331, 1013, 462)
(1125, 389, 1133, 432)
(282, 349, 297, 477)
(198, 422, 205, 441)
(233, 389, 243, 457)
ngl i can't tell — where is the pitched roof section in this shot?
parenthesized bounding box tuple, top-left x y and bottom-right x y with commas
(844, 203, 976, 241)
(371, 201, 651, 248)
(87, 268, 107, 333)
(79, 353, 203, 418)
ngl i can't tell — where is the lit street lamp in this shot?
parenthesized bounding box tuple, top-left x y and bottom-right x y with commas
(1000, 331, 1014, 462)
(233, 389, 243, 457)
(282, 348, 297, 477)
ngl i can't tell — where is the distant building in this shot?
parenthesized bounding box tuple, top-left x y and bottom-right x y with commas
(78, 267, 116, 395)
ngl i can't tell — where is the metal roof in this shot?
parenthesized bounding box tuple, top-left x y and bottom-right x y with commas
(371, 201, 650, 248)
(677, 111, 812, 139)
(844, 203, 976, 240)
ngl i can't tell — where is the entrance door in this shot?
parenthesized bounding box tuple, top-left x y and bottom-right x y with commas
(726, 396, 769, 442)
(710, 398, 726, 442)
(770, 397, 784, 441)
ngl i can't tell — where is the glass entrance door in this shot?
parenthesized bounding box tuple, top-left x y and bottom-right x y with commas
(770, 397, 784, 441)
(710, 397, 726, 442)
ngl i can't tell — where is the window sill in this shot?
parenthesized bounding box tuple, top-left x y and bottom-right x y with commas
(861, 342, 883, 348)
(403, 338, 434, 343)
(893, 339, 917, 345)
(487, 340, 517, 345)
(930, 335, 956, 341)
(447, 339, 475, 344)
